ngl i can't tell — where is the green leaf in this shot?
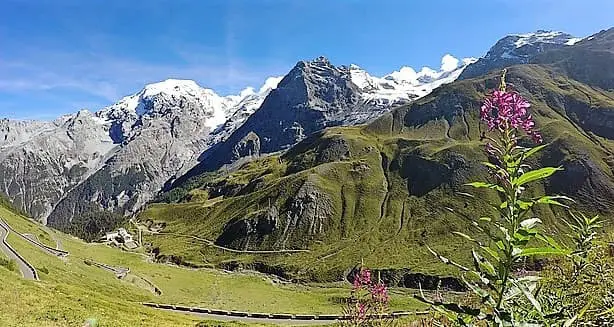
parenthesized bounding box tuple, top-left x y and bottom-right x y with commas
(481, 162, 506, 175)
(465, 182, 505, 193)
(517, 200, 534, 210)
(522, 144, 549, 160)
(520, 218, 542, 229)
(536, 233, 564, 250)
(534, 195, 574, 208)
(513, 167, 563, 187)
(518, 247, 570, 257)
(452, 231, 479, 244)
(481, 246, 501, 263)
(472, 250, 496, 277)
(513, 279, 542, 314)
(461, 275, 494, 304)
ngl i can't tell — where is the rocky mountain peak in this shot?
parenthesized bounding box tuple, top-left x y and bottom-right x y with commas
(459, 30, 581, 80)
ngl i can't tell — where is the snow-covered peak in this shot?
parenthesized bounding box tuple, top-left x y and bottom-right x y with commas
(96, 79, 231, 130)
(349, 64, 380, 90)
(384, 54, 476, 86)
(460, 30, 580, 80)
(212, 75, 285, 143)
(384, 66, 419, 85)
(224, 76, 283, 107)
(510, 30, 580, 48)
(259, 76, 283, 94)
(440, 54, 460, 72)
(140, 79, 204, 98)
(347, 54, 477, 108)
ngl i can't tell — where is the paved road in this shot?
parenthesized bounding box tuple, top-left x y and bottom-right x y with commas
(85, 259, 129, 277)
(0, 220, 37, 280)
(44, 227, 64, 251)
(152, 308, 337, 325)
(22, 233, 69, 257)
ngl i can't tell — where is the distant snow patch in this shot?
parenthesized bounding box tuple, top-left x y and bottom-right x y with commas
(565, 37, 582, 45)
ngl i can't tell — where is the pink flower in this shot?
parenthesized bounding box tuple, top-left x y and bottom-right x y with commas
(370, 282, 390, 304)
(357, 302, 368, 319)
(353, 268, 372, 290)
(480, 90, 542, 143)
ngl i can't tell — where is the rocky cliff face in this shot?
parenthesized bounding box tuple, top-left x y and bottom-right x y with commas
(531, 28, 614, 91)
(0, 112, 116, 222)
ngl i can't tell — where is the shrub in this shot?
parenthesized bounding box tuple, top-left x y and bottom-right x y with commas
(0, 257, 17, 272)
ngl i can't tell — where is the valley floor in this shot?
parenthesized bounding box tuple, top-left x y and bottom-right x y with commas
(0, 206, 428, 326)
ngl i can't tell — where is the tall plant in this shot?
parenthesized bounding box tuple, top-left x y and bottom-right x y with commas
(416, 70, 571, 325)
(343, 266, 393, 327)
(564, 211, 603, 280)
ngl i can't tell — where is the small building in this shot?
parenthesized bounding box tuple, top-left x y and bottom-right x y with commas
(118, 228, 133, 243)
(104, 228, 136, 249)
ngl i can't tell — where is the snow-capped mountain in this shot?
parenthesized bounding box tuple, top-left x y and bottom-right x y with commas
(349, 54, 477, 105)
(460, 30, 581, 79)
(0, 55, 479, 228)
(0, 29, 581, 235)
(209, 76, 284, 145)
(0, 77, 280, 225)
(172, 54, 477, 182)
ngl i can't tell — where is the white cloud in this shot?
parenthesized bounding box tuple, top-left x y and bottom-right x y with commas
(440, 54, 460, 72)
(258, 76, 283, 94)
(386, 66, 419, 84)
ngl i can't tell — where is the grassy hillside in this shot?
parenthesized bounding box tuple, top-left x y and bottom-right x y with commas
(142, 65, 614, 284)
(0, 204, 427, 326)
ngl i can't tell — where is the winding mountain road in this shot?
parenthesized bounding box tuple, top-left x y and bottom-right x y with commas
(84, 259, 130, 278)
(0, 219, 38, 280)
(22, 233, 69, 257)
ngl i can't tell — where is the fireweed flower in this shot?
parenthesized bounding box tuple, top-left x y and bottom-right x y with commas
(480, 90, 542, 144)
(370, 282, 390, 304)
(357, 302, 368, 319)
(353, 268, 372, 290)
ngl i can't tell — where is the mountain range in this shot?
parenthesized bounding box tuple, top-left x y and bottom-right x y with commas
(1, 28, 610, 252)
(0, 48, 477, 232)
(133, 27, 614, 283)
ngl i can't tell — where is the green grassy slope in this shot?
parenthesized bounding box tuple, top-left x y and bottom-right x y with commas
(142, 65, 614, 283)
(0, 205, 427, 326)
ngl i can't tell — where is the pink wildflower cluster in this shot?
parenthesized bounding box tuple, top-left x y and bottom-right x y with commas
(353, 268, 372, 289)
(370, 282, 390, 304)
(345, 267, 391, 325)
(480, 90, 542, 144)
(352, 268, 390, 304)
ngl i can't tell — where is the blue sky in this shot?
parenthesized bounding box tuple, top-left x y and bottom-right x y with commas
(1, 0, 613, 120)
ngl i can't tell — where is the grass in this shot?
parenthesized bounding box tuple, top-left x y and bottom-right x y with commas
(0, 204, 428, 326)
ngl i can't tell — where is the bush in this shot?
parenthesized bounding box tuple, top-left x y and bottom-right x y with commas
(0, 257, 17, 272)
